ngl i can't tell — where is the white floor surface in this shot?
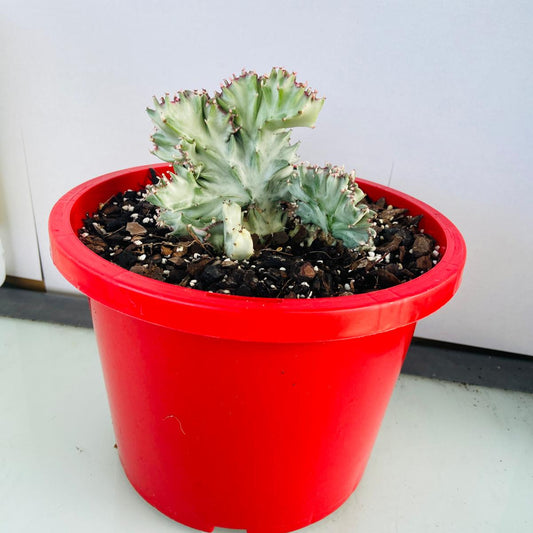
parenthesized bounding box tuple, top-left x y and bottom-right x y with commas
(1, 316, 532, 533)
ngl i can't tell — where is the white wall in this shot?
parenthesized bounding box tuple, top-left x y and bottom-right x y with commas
(0, 67, 42, 282)
(1, 1, 531, 355)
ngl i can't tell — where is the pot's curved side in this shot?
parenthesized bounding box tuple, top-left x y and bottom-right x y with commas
(91, 298, 415, 533)
(49, 164, 466, 343)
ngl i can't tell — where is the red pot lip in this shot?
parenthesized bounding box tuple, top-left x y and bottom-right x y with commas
(49, 164, 466, 342)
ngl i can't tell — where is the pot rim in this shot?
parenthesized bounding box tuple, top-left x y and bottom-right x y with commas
(49, 164, 466, 342)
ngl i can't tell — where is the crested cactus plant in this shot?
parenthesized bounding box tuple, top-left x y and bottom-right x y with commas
(146, 68, 375, 259)
(286, 164, 375, 249)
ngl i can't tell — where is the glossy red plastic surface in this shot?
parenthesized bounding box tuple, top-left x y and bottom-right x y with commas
(49, 164, 466, 533)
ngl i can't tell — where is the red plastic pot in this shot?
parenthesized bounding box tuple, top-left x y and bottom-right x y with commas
(49, 164, 466, 533)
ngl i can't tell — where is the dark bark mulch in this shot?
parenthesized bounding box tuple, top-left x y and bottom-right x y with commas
(79, 181, 440, 299)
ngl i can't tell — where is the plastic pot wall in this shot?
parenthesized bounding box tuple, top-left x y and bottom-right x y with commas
(49, 164, 466, 533)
